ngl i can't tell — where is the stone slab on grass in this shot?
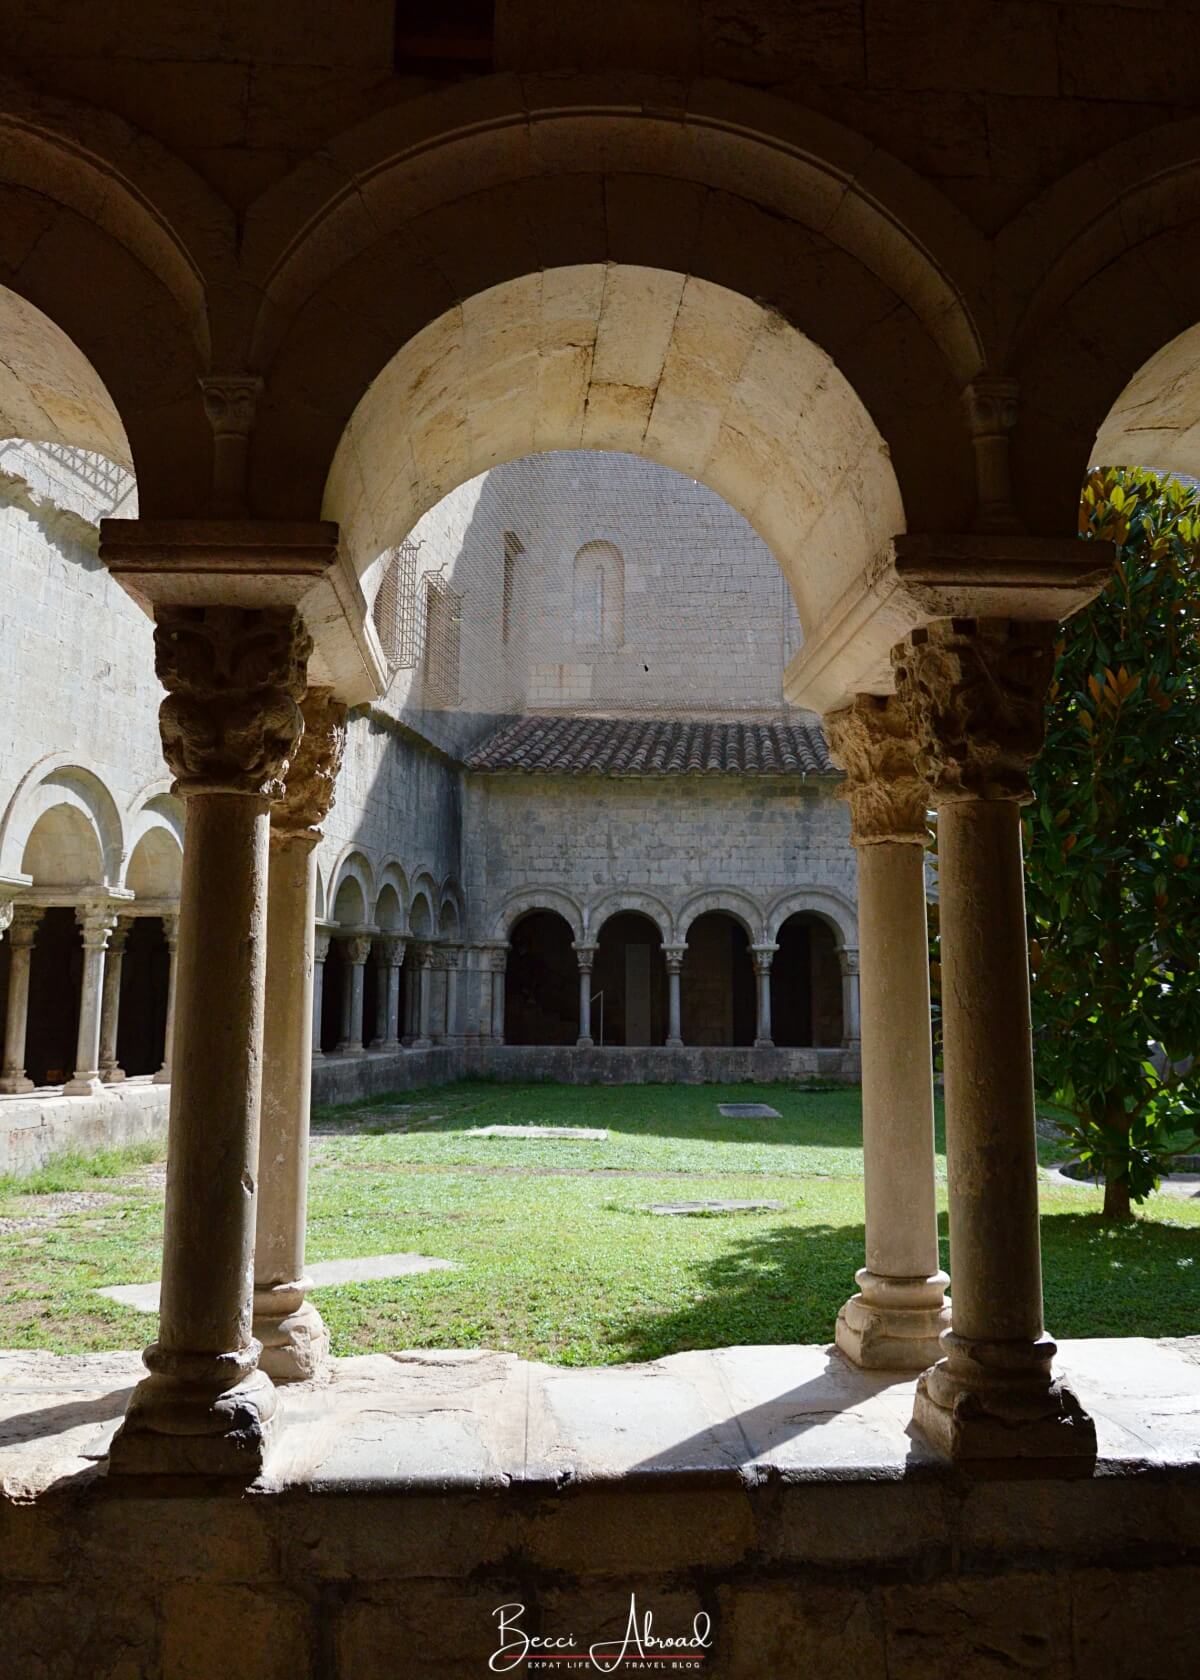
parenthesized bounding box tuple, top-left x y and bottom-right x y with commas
(718, 1102, 781, 1119)
(96, 1253, 457, 1314)
(646, 1199, 786, 1216)
(469, 1124, 609, 1140)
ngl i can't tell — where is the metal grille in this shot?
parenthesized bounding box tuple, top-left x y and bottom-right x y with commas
(372, 539, 422, 669)
(423, 575, 463, 705)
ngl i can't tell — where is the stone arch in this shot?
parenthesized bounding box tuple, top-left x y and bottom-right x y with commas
(408, 886, 435, 940)
(587, 889, 673, 944)
(0, 756, 125, 888)
(373, 863, 409, 931)
(676, 888, 764, 946)
(1004, 128, 1200, 534)
(438, 880, 464, 942)
(314, 861, 327, 923)
(330, 849, 375, 929)
(123, 787, 183, 900)
(493, 887, 585, 946)
(764, 887, 857, 952)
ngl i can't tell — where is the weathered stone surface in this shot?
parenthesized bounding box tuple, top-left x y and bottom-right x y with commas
(97, 1253, 458, 1314)
(646, 1199, 785, 1215)
(469, 1124, 609, 1140)
(717, 1102, 782, 1118)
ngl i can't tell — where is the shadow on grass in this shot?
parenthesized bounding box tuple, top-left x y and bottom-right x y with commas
(606, 1210, 1198, 1363)
(312, 1077, 869, 1151)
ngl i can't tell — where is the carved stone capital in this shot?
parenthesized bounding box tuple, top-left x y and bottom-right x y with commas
(314, 931, 332, 963)
(824, 695, 930, 846)
(199, 376, 263, 439)
(750, 943, 779, 977)
(963, 377, 1022, 534)
(892, 618, 1057, 804)
(271, 687, 348, 836)
(962, 376, 1019, 440)
(838, 947, 861, 977)
(342, 935, 372, 967)
(108, 918, 133, 955)
(661, 944, 686, 975)
(573, 942, 598, 973)
(376, 935, 406, 968)
(0, 899, 13, 938)
(9, 904, 43, 947)
(488, 946, 508, 974)
(154, 606, 311, 799)
(161, 913, 179, 952)
(76, 902, 118, 949)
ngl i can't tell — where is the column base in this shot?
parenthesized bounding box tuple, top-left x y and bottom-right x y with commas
(152, 1065, 171, 1085)
(253, 1288, 330, 1384)
(372, 1038, 401, 1052)
(664, 1036, 683, 1049)
(753, 1037, 775, 1049)
(576, 1035, 595, 1049)
(411, 1037, 432, 1050)
(100, 1066, 126, 1085)
(911, 1331, 1097, 1463)
(63, 1073, 104, 1097)
(107, 1345, 277, 1478)
(836, 1271, 951, 1371)
(0, 1072, 35, 1094)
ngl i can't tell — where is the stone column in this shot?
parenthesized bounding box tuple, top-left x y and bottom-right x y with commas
(372, 936, 406, 1050)
(65, 903, 118, 1095)
(254, 687, 347, 1382)
(0, 906, 42, 1093)
(153, 914, 179, 1084)
(894, 619, 1096, 1460)
(750, 944, 777, 1048)
(574, 942, 597, 1047)
(662, 945, 685, 1048)
(491, 946, 508, 1045)
(838, 947, 861, 1045)
(98, 918, 131, 1084)
(311, 931, 331, 1061)
(443, 947, 461, 1043)
(825, 694, 950, 1371)
(413, 945, 435, 1048)
(338, 934, 371, 1053)
(109, 604, 310, 1477)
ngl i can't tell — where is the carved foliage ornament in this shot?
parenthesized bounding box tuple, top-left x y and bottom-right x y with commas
(892, 618, 1057, 804)
(155, 606, 311, 798)
(272, 687, 348, 835)
(824, 694, 930, 845)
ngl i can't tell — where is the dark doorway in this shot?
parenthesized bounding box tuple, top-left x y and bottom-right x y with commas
(680, 912, 756, 1046)
(593, 911, 666, 1046)
(117, 916, 169, 1076)
(25, 907, 81, 1086)
(321, 939, 347, 1053)
(772, 913, 843, 1047)
(505, 910, 579, 1045)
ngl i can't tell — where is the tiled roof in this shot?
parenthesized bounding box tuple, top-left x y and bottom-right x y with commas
(465, 715, 837, 777)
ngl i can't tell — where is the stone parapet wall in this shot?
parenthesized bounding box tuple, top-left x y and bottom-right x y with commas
(0, 1080, 169, 1178)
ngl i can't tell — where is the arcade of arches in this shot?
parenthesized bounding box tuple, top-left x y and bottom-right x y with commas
(2, 5, 1200, 1668)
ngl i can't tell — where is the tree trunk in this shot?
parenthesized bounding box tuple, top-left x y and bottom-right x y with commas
(1102, 1172, 1132, 1221)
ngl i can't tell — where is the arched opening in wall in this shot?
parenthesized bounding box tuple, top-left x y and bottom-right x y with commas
(23, 909, 82, 1087)
(572, 540, 624, 652)
(680, 913, 756, 1047)
(505, 910, 580, 1045)
(593, 912, 666, 1047)
(323, 874, 368, 1053)
(117, 918, 169, 1076)
(771, 913, 843, 1048)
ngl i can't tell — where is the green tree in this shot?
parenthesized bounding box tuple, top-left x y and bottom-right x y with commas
(1025, 467, 1200, 1219)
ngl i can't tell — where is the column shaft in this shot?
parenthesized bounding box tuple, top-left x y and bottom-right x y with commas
(311, 935, 329, 1061)
(0, 908, 41, 1093)
(98, 921, 129, 1083)
(153, 917, 179, 1083)
(66, 905, 116, 1095)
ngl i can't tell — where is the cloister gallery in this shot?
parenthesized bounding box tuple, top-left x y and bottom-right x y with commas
(0, 3, 1198, 1675)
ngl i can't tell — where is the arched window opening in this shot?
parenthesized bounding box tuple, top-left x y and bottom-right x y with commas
(572, 540, 624, 651)
(680, 912, 756, 1047)
(117, 917, 170, 1077)
(24, 908, 81, 1087)
(505, 910, 580, 1045)
(771, 913, 843, 1048)
(593, 911, 666, 1046)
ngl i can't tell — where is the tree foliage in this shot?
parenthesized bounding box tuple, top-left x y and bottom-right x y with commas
(1025, 467, 1200, 1216)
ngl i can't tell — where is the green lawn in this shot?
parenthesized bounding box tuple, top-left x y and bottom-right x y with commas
(0, 1082, 1196, 1365)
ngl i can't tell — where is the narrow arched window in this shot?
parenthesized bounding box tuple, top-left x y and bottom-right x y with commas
(572, 540, 624, 651)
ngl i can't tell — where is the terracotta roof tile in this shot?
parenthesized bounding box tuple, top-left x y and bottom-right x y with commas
(466, 715, 837, 777)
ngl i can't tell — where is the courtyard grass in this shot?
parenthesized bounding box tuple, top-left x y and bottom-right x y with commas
(0, 1081, 1196, 1365)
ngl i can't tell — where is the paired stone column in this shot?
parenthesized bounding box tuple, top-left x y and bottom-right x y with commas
(825, 695, 950, 1371)
(490, 946, 508, 1044)
(110, 604, 310, 1476)
(663, 945, 685, 1048)
(0, 906, 42, 1093)
(153, 914, 179, 1084)
(372, 936, 406, 1050)
(574, 942, 597, 1047)
(442, 947, 461, 1043)
(98, 918, 131, 1084)
(311, 931, 331, 1060)
(412, 945, 435, 1048)
(65, 903, 119, 1095)
(337, 933, 371, 1052)
(894, 619, 1095, 1460)
(838, 947, 861, 1045)
(750, 944, 777, 1048)
(254, 687, 347, 1383)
